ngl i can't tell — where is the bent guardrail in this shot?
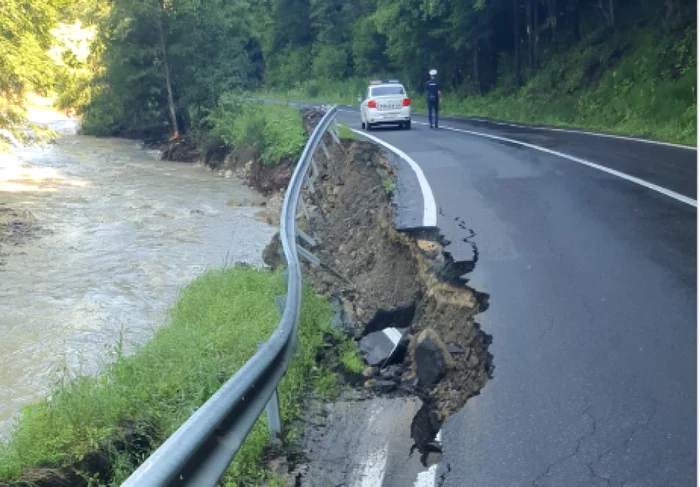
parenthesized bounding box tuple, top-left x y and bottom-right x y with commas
(122, 105, 341, 486)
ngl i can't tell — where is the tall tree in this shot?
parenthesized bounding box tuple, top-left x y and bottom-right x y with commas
(0, 0, 67, 134)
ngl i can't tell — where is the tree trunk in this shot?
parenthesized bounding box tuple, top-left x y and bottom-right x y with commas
(156, 11, 180, 138)
(598, 0, 615, 27)
(550, 0, 557, 42)
(665, 0, 679, 19)
(526, 0, 533, 70)
(472, 44, 481, 94)
(533, 0, 539, 69)
(573, 1, 581, 41)
(609, 0, 615, 25)
(514, 0, 521, 86)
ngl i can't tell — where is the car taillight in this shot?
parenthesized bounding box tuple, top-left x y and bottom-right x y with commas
(403, 98, 411, 106)
(368, 100, 377, 108)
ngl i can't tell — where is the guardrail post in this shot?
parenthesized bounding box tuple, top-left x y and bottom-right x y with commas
(265, 388, 283, 445)
(256, 341, 283, 445)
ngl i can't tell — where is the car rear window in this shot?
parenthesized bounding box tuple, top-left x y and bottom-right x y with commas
(371, 86, 405, 96)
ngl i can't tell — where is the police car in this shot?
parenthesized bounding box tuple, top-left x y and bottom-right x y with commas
(358, 80, 411, 130)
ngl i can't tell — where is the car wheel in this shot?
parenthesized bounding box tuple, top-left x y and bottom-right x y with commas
(405, 121, 412, 130)
(361, 121, 366, 129)
(366, 123, 373, 131)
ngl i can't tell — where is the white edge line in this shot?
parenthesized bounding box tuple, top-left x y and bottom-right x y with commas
(413, 429, 443, 487)
(438, 125, 697, 208)
(350, 128, 438, 226)
(339, 107, 696, 151)
(383, 327, 402, 345)
(466, 117, 696, 151)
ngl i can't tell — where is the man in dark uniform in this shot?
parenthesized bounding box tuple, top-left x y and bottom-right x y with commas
(425, 69, 441, 129)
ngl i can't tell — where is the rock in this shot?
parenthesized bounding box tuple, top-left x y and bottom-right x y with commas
(364, 379, 377, 389)
(446, 343, 465, 355)
(262, 233, 283, 270)
(374, 379, 398, 393)
(414, 329, 452, 390)
(380, 364, 403, 379)
(359, 328, 406, 367)
(224, 169, 233, 178)
(362, 366, 378, 378)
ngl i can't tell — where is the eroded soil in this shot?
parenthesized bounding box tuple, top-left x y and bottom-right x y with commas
(274, 121, 494, 464)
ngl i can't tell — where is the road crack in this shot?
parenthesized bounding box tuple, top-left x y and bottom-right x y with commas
(585, 397, 659, 486)
(531, 404, 597, 486)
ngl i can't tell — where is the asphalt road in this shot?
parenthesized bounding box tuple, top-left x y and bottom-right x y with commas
(335, 108, 697, 486)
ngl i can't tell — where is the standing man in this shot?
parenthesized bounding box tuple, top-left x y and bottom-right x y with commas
(425, 69, 441, 129)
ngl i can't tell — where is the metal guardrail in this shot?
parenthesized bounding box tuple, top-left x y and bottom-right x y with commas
(122, 105, 341, 486)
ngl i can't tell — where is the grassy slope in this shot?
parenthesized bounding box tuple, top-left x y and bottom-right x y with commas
(261, 25, 696, 146)
(441, 25, 696, 146)
(0, 267, 362, 486)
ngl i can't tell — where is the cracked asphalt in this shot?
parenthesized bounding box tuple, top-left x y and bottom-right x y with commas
(334, 107, 696, 486)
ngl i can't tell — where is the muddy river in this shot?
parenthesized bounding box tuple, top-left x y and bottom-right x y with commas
(0, 119, 275, 431)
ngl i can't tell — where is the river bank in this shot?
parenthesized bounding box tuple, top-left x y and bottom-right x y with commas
(0, 119, 275, 432)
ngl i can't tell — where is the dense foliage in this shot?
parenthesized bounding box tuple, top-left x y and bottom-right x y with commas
(1, 0, 696, 144)
(80, 0, 695, 143)
(0, 0, 66, 139)
(206, 98, 308, 164)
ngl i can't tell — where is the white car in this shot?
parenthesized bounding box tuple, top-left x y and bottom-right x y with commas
(358, 80, 411, 130)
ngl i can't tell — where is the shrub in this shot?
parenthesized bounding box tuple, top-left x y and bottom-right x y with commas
(206, 96, 307, 165)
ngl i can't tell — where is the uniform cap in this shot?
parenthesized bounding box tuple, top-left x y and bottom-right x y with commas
(429, 69, 437, 76)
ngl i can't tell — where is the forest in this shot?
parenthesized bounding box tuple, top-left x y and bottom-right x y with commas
(1, 0, 697, 145)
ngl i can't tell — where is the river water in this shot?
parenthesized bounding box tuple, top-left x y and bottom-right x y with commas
(0, 119, 275, 430)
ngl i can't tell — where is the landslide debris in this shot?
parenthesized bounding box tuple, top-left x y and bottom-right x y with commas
(283, 116, 494, 462)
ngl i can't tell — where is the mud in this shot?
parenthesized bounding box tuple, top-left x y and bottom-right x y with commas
(296, 128, 494, 462)
(159, 136, 201, 162)
(0, 207, 41, 266)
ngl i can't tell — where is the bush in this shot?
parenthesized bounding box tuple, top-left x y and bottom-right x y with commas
(207, 95, 307, 165)
(265, 46, 312, 88)
(311, 44, 349, 81)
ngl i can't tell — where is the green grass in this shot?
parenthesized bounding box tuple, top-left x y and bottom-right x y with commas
(337, 123, 356, 140)
(206, 96, 308, 165)
(339, 346, 365, 374)
(0, 266, 361, 485)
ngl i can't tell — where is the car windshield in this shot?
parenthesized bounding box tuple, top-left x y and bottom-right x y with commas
(371, 86, 405, 96)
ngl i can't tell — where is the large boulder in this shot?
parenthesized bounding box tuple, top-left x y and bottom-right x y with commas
(413, 328, 453, 390)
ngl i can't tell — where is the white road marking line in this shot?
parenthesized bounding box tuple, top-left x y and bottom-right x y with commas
(383, 327, 402, 345)
(413, 429, 443, 487)
(414, 464, 438, 487)
(350, 128, 438, 227)
(351, 408, 389, 487)
(437, 125, 697, 208)
(466, 117, 696, 150)
(345, 110, 695, 207)
(339, 107, 695, 151)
